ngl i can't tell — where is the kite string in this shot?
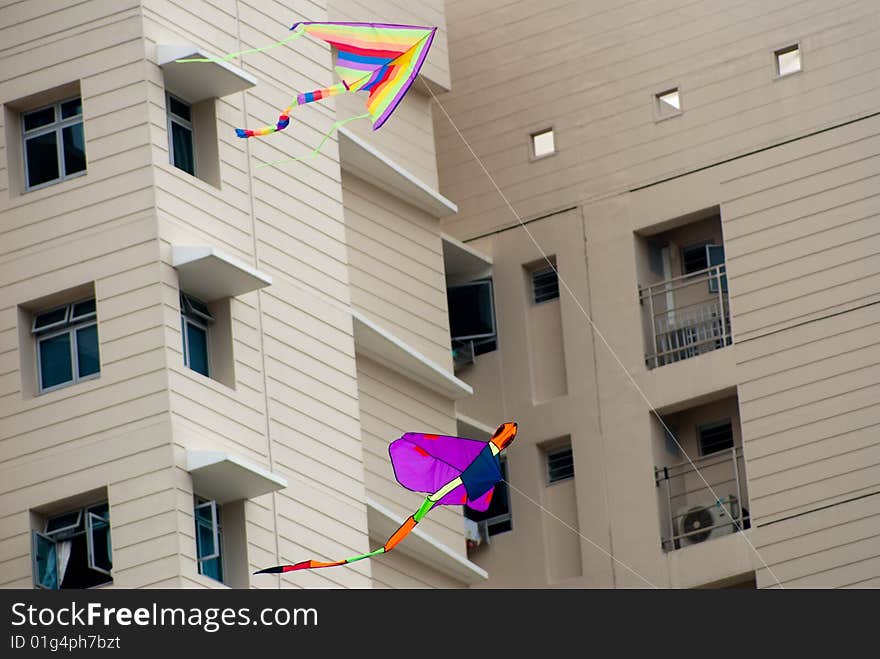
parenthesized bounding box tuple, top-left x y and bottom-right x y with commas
(174, 25, 306, 63)
(256, 112, 371, 168)
(502, 478, 659, 588)
(422, 79, 785, 589)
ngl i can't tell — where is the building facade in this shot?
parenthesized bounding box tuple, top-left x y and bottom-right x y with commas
(0, 0, 486, 589)
(438, 0, 880, 588)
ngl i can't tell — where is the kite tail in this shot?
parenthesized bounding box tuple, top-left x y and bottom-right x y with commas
(254, 496, 436, 575)
(234, 82, 351, 139)
(254, 112, 371, 169)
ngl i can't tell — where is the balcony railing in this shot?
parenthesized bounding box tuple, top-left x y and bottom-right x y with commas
(655, 446, 750, 552)
(639, 264, 731, 369)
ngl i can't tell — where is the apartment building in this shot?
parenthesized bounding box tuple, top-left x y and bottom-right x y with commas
(0, 0, 488, 590)
(438, 0, 880, 588)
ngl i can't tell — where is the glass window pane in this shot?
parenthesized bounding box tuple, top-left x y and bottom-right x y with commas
(200, 556, 223, 582)
(171, 121, 195, 175)
(33, 306, 68, 331)
(25, 132, 60, 187)
(71, 298, 96, 320)
(76, 324, 100, 378)
(33, 533, 59, 589)
(60, 98, 82, 118)
(448, 282, 495, 340)
(23, 106, 55, 131)
(39, 333, 73, 390)
(168, 96, 191, 121)
(196, 519, 217, 560)
(87, 513, 112, 574)
(46, 510, 82, 535)
(62, 123, 86, 175)
(186, 322, 209, 376)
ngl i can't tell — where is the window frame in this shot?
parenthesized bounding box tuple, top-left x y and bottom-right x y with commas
(529, 127, 556, 160)
(546, 445, 575, 484)
(530, 264, 560, 304)
(32, 500, 112, 590)
(654, 86, 683, 121)
(21, 96, 86, 192)
(447, 279, 497, 342)
(180, 292, 213, 377)
(32, 297, 100, 394)
(167, 93, 196, 176)
(774, 43, 802, 78)
(697, 418, 735, 457)
(194, 498, 224, 583)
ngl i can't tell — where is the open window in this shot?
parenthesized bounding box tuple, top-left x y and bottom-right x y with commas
(180, 292, 213, 378)
(447, 279, 497, 364)
(194, 497, 223, 582)
(32, 501, 112, 589)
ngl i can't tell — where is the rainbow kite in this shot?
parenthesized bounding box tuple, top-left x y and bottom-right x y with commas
(255, 422, 517, 574)
(231, 21, 436, 139)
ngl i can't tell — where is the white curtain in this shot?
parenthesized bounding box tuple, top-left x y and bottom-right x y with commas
(56, 540, 73, 586)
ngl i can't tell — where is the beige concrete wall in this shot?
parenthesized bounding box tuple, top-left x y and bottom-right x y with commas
(343, 173, 452, 368)
(438, 1, 880, 589)
(439, 0, 880, 239)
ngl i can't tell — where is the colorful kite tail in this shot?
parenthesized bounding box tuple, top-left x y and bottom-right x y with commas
(254, 496, 435, 574)
(234, 82, 349, 139)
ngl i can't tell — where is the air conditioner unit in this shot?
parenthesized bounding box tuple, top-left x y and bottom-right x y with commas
(676, 496, 738, 547)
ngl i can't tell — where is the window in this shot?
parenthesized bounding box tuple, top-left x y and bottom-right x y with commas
(180, 292, 213, 377)
(32, 502, 112, 589)
(698, 419, 734, 456)
(194, 497, 223, 582)
(168, 94, 195, 176)
(464, 457, 511, 535)
(32, 298, 99, 393)
(22, 97, 86, 190)
(682, 243, 727, 292)
(531, 265, 560, 304)
(682, 242, 710, 275)
(448, 279, 497, 357)
(655, 88, 681, 120)
(546, 445, 574, 483)
(775, 44, 801, 77)
(530, 128, 555, 158)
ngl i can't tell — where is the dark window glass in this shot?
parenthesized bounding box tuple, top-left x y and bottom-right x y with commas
(71, 298, 96, 319)
(547, 446, 574, 483)
(171, 121, 195, 175)
(186, 322, 209, 376)
(23, 106, 55, 131)
(60, 98, 82, 118)
(25, 132, 60, 187)
(682, 243, 709, 275)
(33, 306, 68, 330)
(532, 266, 559, 303)
(39, 333, 73, 389)
(62, 123, 86, 175)
(448, 281, 495, 341)
(168, 96, 191, 121)
(76, 325, 100, 377)
(699, 421, 734, 456)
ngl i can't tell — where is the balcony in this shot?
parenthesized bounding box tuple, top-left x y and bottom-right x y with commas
(656, 444, 750, 552)
(639, 264, 731, 369)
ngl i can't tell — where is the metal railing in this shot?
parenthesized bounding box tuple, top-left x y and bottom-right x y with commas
(655, 446, 750, 552)
(639, 264, 731, 369)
